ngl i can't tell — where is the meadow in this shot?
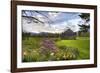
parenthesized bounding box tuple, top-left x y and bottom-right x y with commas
(22, 36, 90, 62)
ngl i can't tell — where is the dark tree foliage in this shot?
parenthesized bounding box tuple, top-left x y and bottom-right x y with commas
(79, 13, 90, 22)
(78, 24, 90, 32)
(78, 13, 90, 32)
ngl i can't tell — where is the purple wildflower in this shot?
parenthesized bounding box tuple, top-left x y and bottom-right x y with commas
(40, 38, 58, 53)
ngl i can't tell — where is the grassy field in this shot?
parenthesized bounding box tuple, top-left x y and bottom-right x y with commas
(56, 38, 90, 59)
(22, 36, 90, 62)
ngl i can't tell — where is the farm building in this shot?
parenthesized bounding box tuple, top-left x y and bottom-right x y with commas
(61, 29, 76, 39)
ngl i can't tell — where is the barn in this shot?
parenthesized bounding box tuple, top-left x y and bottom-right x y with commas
(61, 29, 76, 40)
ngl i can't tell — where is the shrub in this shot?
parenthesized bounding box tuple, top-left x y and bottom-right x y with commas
(61, 36, 76, 40)
(56, 46, 79, 60)
(79, 32, 90, 37)
(22, 49, 40, 62)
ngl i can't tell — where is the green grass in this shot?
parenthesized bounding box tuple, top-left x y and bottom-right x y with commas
(22, 36, 90, 62)
(56, 38, 90, 59)
(76, 37, 90, 40)
(22, 37, 42, 50)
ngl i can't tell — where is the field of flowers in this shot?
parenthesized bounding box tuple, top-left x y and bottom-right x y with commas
(22, 37, 90, 62)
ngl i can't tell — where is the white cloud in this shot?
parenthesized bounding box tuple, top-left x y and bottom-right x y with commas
(22, 17, 68, 33)
(67, 18, 82, 32)
(48, 12, 60, 18)
(22, 16, 82, 34)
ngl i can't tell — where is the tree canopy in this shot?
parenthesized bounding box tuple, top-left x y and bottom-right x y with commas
(78, 13, 90, 32)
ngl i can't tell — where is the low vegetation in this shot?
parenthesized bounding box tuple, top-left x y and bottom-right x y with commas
(22, 36, 90, 62)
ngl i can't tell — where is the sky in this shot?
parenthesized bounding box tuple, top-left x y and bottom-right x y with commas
(22, 10, 85, 33)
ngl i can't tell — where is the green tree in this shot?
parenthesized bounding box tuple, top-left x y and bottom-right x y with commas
(78, 13, 90, 32)
(79, 13, 90, 22)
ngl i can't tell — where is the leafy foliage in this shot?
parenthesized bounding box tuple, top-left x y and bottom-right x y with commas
(78, 24, 90, 32)
(79, 13, 90, 22)
(56, 46, 79, 60)
(78, 13, 90, 33)
(23, 49, 40, 62)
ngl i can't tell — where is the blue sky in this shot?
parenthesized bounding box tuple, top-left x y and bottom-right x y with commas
(22, 10, 85, 33)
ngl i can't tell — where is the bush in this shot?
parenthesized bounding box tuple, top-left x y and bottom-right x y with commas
(61, 36, 76, 40)
(56, 46, 79, 60)
(22, 49, 40, 62)
(79, 32, 89, 37)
